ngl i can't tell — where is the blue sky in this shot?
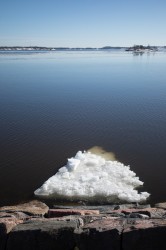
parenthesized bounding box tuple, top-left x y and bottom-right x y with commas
(0, 0, 166, 47)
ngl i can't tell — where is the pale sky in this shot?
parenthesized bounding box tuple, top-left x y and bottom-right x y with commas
(0, 0, 166, 47)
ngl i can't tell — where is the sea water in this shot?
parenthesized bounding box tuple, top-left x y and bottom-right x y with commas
(0, 50, 166, 205)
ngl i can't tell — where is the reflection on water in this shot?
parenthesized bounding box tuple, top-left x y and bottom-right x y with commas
(0, 51, 166, 206)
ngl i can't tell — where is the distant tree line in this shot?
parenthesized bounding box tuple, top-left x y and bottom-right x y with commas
(126, 45, 158, 51)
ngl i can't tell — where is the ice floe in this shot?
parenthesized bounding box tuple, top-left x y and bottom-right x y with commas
(34, 151, 150, 203)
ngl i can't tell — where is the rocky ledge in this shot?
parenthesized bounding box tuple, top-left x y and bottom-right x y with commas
(0, 200, 166, 250)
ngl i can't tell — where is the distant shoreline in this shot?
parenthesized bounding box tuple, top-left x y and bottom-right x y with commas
(0, 46, 126, 51)
(0, 45, 165, 52)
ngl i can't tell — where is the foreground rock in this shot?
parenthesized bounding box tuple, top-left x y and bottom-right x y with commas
(0, 200, 49, 216)
(75, 218, 124, 250)
(48, 209, 99, 217)
(0, 201, 166, 250)
(53, 203, 151, 212)
(109, 207, 166, 219)
(155, 202, 166, 210)
(6, 220, 78, 250)
(123, 219, 166, 250)
(0, 217, 23, 250)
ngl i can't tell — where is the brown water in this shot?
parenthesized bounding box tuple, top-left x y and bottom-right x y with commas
(0, 51, 166, 206)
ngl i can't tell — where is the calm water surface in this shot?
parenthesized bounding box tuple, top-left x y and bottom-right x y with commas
(0, 51, 166, 206)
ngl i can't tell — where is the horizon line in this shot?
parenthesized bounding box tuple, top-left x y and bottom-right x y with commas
(0, 45, 164, 49)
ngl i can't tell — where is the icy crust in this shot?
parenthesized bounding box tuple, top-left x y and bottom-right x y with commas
(34, 151, 150, 203)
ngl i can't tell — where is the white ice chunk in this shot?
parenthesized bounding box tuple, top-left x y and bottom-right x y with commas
(34, 151, 150, 203)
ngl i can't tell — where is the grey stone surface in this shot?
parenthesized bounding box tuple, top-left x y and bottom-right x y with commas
(0, 211, 30, 220)
(0, 217, 23, 250)
(112, 207, 165, 219)
(53, 204, 151, 213)
(53, 205, 117, 212)
(0, 200, 49, 216)
(0, 201, 166, 250)
(75, 218, 124, 250)
(127, 213, 149, 219)
(114, 204, 151, 210)
(48, 209, 99, 218)
(6, 219, 78, 250)
(123, 219, 166, 250)
(155, 202, 166, 210)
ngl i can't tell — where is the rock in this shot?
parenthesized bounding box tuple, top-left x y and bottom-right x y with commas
(52, 204, 151, 213)
(53, 205, 117, 212)
(77, 215, 123, 226)
(137, 214, 149, 219)
(6, 219, 78, 250)
(155, 202, 166, 210)
(11, 212, 31, 220)
(75, 218, 124, 250)
(0, 202, 166, 250)
(0, 211, 30, 220)
(149, 208, 166, 218)
(0, 200, 49, 216)
(112, 208, 165, 219)
(0, 217, 23, 235)
(136, 204, 151, 209)
(30, 214, 105, 227)
(123, 219, 166, 250)
(0, 212, 15, 219)
(0, 218, 23, 250)
(111, 213, 126, 218)
(48, 209, 99, 218)
(138, 208, 165, 218)
(127, 213, 149, 219)
(114, 204, 151, 210)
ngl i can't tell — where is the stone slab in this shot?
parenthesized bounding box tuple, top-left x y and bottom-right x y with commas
(0, 200, 49, 216)
(6, 219, 78, 250)
(75, 218, 124, 250)
(123, 219, 166, 250)
(48, 209, 99, 217)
